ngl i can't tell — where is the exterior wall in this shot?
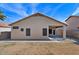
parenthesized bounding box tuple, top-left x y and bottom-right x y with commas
(66, 16, 79, 38)
(56, 28, 63, 37)
(11, 16, 64, 39)
(0, 27, 11, 32)
(74, 32, 79, 38)
(66, 16, 79, 30)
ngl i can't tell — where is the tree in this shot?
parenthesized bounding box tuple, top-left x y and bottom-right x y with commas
(0, 10, 6, 21)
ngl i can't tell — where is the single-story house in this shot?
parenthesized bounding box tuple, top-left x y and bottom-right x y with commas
(10, 13, 67, 40)
(65, 16, 79, 38)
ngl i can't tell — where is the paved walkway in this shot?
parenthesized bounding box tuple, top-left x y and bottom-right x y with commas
(0, 39, 50, 41)
(0, 39, 65, 42)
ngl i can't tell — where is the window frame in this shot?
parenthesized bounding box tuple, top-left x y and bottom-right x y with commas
(13, 26, 19, 29)
(43, 28, 47, 36)
(26, 28, 31, 36)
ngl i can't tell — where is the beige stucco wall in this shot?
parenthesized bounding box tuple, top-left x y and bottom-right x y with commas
(55, 28, 63, 36)
(11, 15, 64, 39)
(66, 16, 79, 38)
(66, 16, 79, 30)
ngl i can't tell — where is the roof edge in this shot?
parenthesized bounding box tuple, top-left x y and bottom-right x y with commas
(65, 16, 79, 21)
(9, 13, 67, 26)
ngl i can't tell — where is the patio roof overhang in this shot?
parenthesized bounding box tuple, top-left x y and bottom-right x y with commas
(49, 26, 63, 29)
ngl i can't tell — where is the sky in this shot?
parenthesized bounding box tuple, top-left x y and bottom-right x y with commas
(0, 3, 79, 24)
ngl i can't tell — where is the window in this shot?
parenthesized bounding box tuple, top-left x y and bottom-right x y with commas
(26, 28, 30, 36)
(43, 28, 47, 36)
(13, 26, 19, 29)
(21, 28, 24, 31)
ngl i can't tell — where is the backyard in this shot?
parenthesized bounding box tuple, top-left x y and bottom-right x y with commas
(0, 39, 79, 55)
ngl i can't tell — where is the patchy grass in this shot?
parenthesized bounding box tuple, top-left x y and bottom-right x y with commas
(0, 40, 79, 55)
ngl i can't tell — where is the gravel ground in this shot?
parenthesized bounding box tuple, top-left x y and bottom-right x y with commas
(0, 39, 79, 55)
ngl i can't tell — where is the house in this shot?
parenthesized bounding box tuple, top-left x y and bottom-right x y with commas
(0, 22, 11, 39)
(0, 22, 11, 33)
(10, 13, 67, 40)
(65, 16, 79, 38)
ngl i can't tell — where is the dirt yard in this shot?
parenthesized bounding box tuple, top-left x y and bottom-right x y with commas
(0, 40, 79, 55)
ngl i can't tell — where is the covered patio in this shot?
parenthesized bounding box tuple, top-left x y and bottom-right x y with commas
(47, 25, 67, 41)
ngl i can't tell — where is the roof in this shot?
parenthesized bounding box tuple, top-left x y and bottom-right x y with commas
(10, 13, 67, 26)
(0, 23, 10, 28)
(65, 16, 79, 21)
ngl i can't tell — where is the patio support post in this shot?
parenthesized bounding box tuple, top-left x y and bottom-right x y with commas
(63, 25, 66, 39)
